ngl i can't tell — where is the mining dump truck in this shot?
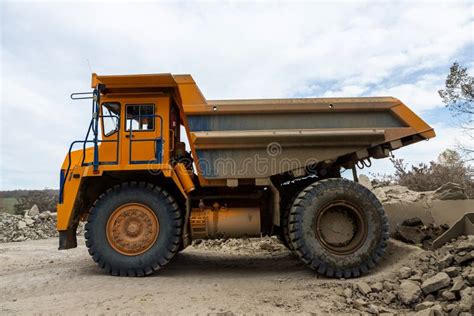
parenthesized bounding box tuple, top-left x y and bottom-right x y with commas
(57, 73, 435, 278)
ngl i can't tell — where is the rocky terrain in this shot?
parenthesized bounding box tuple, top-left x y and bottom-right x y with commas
(192, 236, 288, 254)
(0, 235, 472, 315)
(0, 183, 472, 315)
(392, 217, 449, 250)
(191, 236, 474, 315)
(0, 205, 84, 243)
(358, 177, 469, 205)
(0, 206, 59, 242)
(342, 236, 473, 315)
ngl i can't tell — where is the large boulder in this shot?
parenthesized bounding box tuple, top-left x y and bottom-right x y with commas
(421, 272, 451, 294)
(393, 217, 449, 248)
(382, 185, 424, 203)
(458, 287, 473, 312)
(394, 225, 426, 244)
(432, 182, 468, 200)
(399, 266, 413, 279)
(358, 174, 373, 190)
(28, 204, 40, 217)
(455, 240, 474, 253)
(38, 211, 51, 220)
(372, 187, 388, 202)
(398, 280, 422, 305)
(402, 217, 424, 227)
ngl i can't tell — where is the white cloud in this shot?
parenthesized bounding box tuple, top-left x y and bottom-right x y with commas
(321, 85, 369, 98)
(372, 74, 446, 112)
(1, 1, 473, 189)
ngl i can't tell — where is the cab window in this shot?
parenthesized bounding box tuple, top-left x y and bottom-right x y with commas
(126, 104, 155, 131)
(101, 102, 120, 137)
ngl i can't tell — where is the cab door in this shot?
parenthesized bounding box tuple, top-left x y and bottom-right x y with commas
(121, 96, 169, 165)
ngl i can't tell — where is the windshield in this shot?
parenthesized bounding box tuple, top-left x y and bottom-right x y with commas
(101, 102, 120, 137)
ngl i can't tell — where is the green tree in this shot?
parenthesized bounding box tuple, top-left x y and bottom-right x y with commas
(13, 190, 58, 215)
(438, 62, 473, 159)
(391, 149, 473, 197)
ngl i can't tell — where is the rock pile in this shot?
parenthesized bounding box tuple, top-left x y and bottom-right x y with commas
(371, 182, 468, 204)
(393, 217, 449, 249)
(432, 183, 469, 201)
(191, 235, 473, 315)
(344, 236, 473, 315)
(372, 185, 432, 204)
(0, 205, 84, 243)
(192, 236, 287, 255)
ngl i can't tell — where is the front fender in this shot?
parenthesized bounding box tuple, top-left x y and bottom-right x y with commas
(57, 148, 93, 246)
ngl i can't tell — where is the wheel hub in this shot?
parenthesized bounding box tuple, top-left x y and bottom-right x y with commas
(126, 222, 139, 235)
(106, 203, 159, 256)
(315, 201, 367, 255)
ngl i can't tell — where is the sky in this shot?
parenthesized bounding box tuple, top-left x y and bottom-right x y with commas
(0, 0, 473, 190)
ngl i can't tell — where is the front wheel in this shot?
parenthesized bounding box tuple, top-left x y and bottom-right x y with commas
(288, 178, 388, 278)
(85, 182, 183, 276)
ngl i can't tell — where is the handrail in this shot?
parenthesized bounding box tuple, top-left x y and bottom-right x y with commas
(64, 139, 119, 182)
(80, 119, 94, 166)
(64, 113, 120, 184)
(92, 89, 100, 171)
(70, 92, 94, 100)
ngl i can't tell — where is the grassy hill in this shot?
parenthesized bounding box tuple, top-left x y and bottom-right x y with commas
(0, 190, 58, 214)
(0, 197, 18, 214)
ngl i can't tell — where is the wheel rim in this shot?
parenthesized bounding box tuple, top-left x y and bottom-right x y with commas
(315, 201, 367, 255)
(106, 203, 159, 256)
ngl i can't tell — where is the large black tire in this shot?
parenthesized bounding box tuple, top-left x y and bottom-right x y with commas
(85, 182, 182, 276)
(288, 178, 388, 278)
(280, 196, 297, 251)
(278, 177, 319, 251)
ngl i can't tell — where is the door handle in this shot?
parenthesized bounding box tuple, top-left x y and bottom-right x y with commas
(125, 134, 135, 138)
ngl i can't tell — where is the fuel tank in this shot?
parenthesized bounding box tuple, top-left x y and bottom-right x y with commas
(190, 204, 261, 239)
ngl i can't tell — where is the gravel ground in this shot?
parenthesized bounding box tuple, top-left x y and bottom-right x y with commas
(0, 180, 471, 315)
(0, 237, 430, 315)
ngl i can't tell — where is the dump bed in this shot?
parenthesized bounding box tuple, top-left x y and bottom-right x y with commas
(185, 97, 435, 180)
(90, 73, 435, 182)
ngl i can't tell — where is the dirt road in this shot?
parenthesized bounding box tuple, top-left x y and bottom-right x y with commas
(0, 237, 421, 315)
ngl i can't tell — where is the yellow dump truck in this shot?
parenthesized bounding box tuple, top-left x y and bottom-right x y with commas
(57, 73, 435, 278)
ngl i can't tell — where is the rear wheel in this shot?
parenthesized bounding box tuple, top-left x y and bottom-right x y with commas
(85, 182, 182, 276)
(288, 178, 388, 278)
(280, 196, 296, 251)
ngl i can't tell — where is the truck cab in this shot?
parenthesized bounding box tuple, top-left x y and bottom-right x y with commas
(58, 74, 195, 251)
